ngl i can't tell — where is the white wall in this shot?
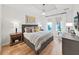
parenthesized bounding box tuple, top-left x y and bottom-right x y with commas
(37, 15, 48, 31)
(1, 5, 26, 45)
(0, 5, 2, 46)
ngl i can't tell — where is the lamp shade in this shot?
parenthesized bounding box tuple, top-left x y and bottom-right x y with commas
(11, 21, 20, 33)
(66, 23, 73, 27)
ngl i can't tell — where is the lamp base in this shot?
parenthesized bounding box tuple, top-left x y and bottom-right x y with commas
(15, 28, 17, 33)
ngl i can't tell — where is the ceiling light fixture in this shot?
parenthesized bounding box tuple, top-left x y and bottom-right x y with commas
(42, 4, 46, 15)
(42, 12, 46, 15)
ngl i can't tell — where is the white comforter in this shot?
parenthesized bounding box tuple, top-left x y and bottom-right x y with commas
(24, 31, 53, 50)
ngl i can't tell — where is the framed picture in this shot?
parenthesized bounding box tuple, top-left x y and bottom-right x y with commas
(25, 15, 35, 23)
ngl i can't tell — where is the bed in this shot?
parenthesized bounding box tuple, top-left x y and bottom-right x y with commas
(22, 24, 53, 54)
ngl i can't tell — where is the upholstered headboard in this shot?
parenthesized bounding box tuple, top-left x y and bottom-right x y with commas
(22, 24, 38, 33)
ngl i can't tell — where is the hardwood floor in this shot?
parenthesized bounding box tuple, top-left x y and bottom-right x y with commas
(0, 46, 1, 55)
(0, 36, 62, 55)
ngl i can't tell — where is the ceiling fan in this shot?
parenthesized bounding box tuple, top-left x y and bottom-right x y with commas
(41, 4, 57, 15)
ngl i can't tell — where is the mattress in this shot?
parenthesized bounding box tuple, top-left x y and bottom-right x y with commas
(23, 31, 53, 50)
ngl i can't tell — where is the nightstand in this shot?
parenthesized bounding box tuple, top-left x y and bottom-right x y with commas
(10, 32, 22, 46)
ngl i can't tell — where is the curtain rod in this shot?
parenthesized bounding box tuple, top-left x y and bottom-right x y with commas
(45, 12, 67, 17)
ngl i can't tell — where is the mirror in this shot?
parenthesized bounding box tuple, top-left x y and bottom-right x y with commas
(74, 12, 79, 31)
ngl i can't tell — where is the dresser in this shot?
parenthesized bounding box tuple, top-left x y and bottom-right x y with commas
(62, 33, 79, 55)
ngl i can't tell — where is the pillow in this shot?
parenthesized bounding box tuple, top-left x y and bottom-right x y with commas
(34, 27, 40, 32)
(24, 27, 30, 33)
(24, 27, 34, 33)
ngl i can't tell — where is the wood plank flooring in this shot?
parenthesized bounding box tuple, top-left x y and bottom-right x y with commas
(0, 36, 62, 55)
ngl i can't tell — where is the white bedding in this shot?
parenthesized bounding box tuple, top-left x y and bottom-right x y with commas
(24, 31, 53, 50)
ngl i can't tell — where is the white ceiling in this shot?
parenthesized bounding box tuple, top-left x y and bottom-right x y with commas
(3, 4, 74, 16)
(33, 4, 57, 12)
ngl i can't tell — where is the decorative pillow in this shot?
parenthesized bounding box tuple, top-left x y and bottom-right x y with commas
(24, 27, 34, 33)
(34, 27, 40, 32)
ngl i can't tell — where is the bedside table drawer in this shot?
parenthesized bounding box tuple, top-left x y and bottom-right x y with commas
(10, 32, 22, 46)
(17, 34, 22, 37)
(11, 35, 17, 38)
